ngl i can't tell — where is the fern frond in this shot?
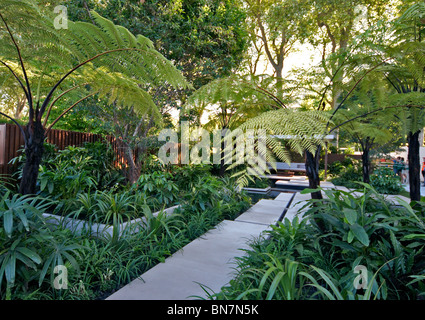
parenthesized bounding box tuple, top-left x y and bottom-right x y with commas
(0, 1, 191, 127)
(222, 108, 330, 187)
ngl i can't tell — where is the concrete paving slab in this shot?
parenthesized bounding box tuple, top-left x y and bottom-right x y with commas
(320, 181, 336, 188)
(106, 220, 269, 300)
(274, 192, 295, 202)
(288, 176, 308, 181)
(280, 192, 311, 223)
(235, 199, 286, 225)
(275, 180, 309, 186)
(292, 192, 312, 203)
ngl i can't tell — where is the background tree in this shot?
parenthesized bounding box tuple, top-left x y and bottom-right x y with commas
(305, 0, 390, 110)
(0, 1, 190, 194)
(333, 75, 397, 183)
(378, 2, 425, 201)
(95, 104, 164, 183)
(66, 0, 249, 90)
(185, 74, 288, 175)
(243, 0, 310, 97)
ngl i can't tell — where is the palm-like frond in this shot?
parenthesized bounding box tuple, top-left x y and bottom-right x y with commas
(239, 109, 330, 155)
(0, 0, 191, 130)
(224, 108, 330, 186)
(371, 2, 425, 141)
(184, 74, 293, 129)
(62, 11, 190, 89)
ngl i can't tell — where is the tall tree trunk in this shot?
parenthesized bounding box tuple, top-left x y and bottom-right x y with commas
(124, 144, 139, 184)
(408, 130, 421, 202)
(19, 120, 45, 195)
(305, 146, 322, 200)
(305, 146, 326, 233)
(219, 143, 226, 177)
(219, 126, 228, 177)
(276, 67, 284, 100)
(362, 149, 370, 184)
(361, 140, 371, 184)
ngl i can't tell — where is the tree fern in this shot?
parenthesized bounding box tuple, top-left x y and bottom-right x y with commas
(223, 108, 330, 186)
(184, 70, 333, 187)
(379, 2, 425, 201)
(0, 0, 191, 194)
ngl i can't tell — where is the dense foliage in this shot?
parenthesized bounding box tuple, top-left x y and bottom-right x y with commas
(214, 185, 425, 300)
(0, 143, 251, 300)
(66, 0, 249, 89)
(329, 158, 405, 195)
(2, 0, 425, 302)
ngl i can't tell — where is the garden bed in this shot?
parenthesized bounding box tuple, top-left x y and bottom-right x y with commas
(214, 185, 425, 300)
(1, 143, 254, 300)
(42, 205, 180, 239)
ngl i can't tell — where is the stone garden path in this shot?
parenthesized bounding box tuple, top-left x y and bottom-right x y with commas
(106, 191, 311, 300)
(106, 183, 410, 300)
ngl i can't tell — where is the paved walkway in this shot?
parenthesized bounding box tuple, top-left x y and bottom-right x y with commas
(106, 183, 413, 300)
(106, 192, 307, 300)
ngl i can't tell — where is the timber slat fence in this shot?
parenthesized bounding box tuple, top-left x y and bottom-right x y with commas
(0, 123, 126, 176)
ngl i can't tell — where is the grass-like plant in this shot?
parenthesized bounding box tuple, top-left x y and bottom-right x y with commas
(0, 192, 81, 299)
(214, 184, 425, 300)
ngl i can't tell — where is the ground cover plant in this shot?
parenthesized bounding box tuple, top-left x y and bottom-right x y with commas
(2, 0, 425, 303)
(0, 142, 252, 300)
(329, 158, 405, 195)
(212, 184, 425, 300)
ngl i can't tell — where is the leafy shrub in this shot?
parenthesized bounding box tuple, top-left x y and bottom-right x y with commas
(0, 192, 81, 299)
(215, 185, 425, 300)
(327, 157, 360, 175)
(132, 171, 179, 208)
(180, 175, 225, 213)
(0, 175, 15, 196)
(12, 142, 124, 199)
(330, 158, 363, 188)
(63, 189, 147, 223)
(38, 164, 98, 200)
(177, 175, 251, 223)
(171, 164, 213, 192)
(370, 167, 404, 195)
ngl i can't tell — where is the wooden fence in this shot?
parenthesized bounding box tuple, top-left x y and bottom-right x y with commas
(0, 123, 126, 176)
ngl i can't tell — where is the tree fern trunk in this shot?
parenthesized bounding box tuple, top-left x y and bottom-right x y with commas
(219, 129, 227, 176)
(408, 130, 421, 202)
(19, 121, 45, 195)
(124, 144, 139, 184)
(362, 141, 371, 184)
(305, 147, 322, 200)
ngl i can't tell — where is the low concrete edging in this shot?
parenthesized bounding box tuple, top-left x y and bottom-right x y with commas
(242, 186, 271, 194)
(42, 205, 180, 239)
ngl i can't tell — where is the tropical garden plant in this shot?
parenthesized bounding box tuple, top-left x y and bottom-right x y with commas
(0, 171, 251, 299)
(0, 0, 190, 194)
(2, 0, 425, 303)
(212, 184, 425, 300)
